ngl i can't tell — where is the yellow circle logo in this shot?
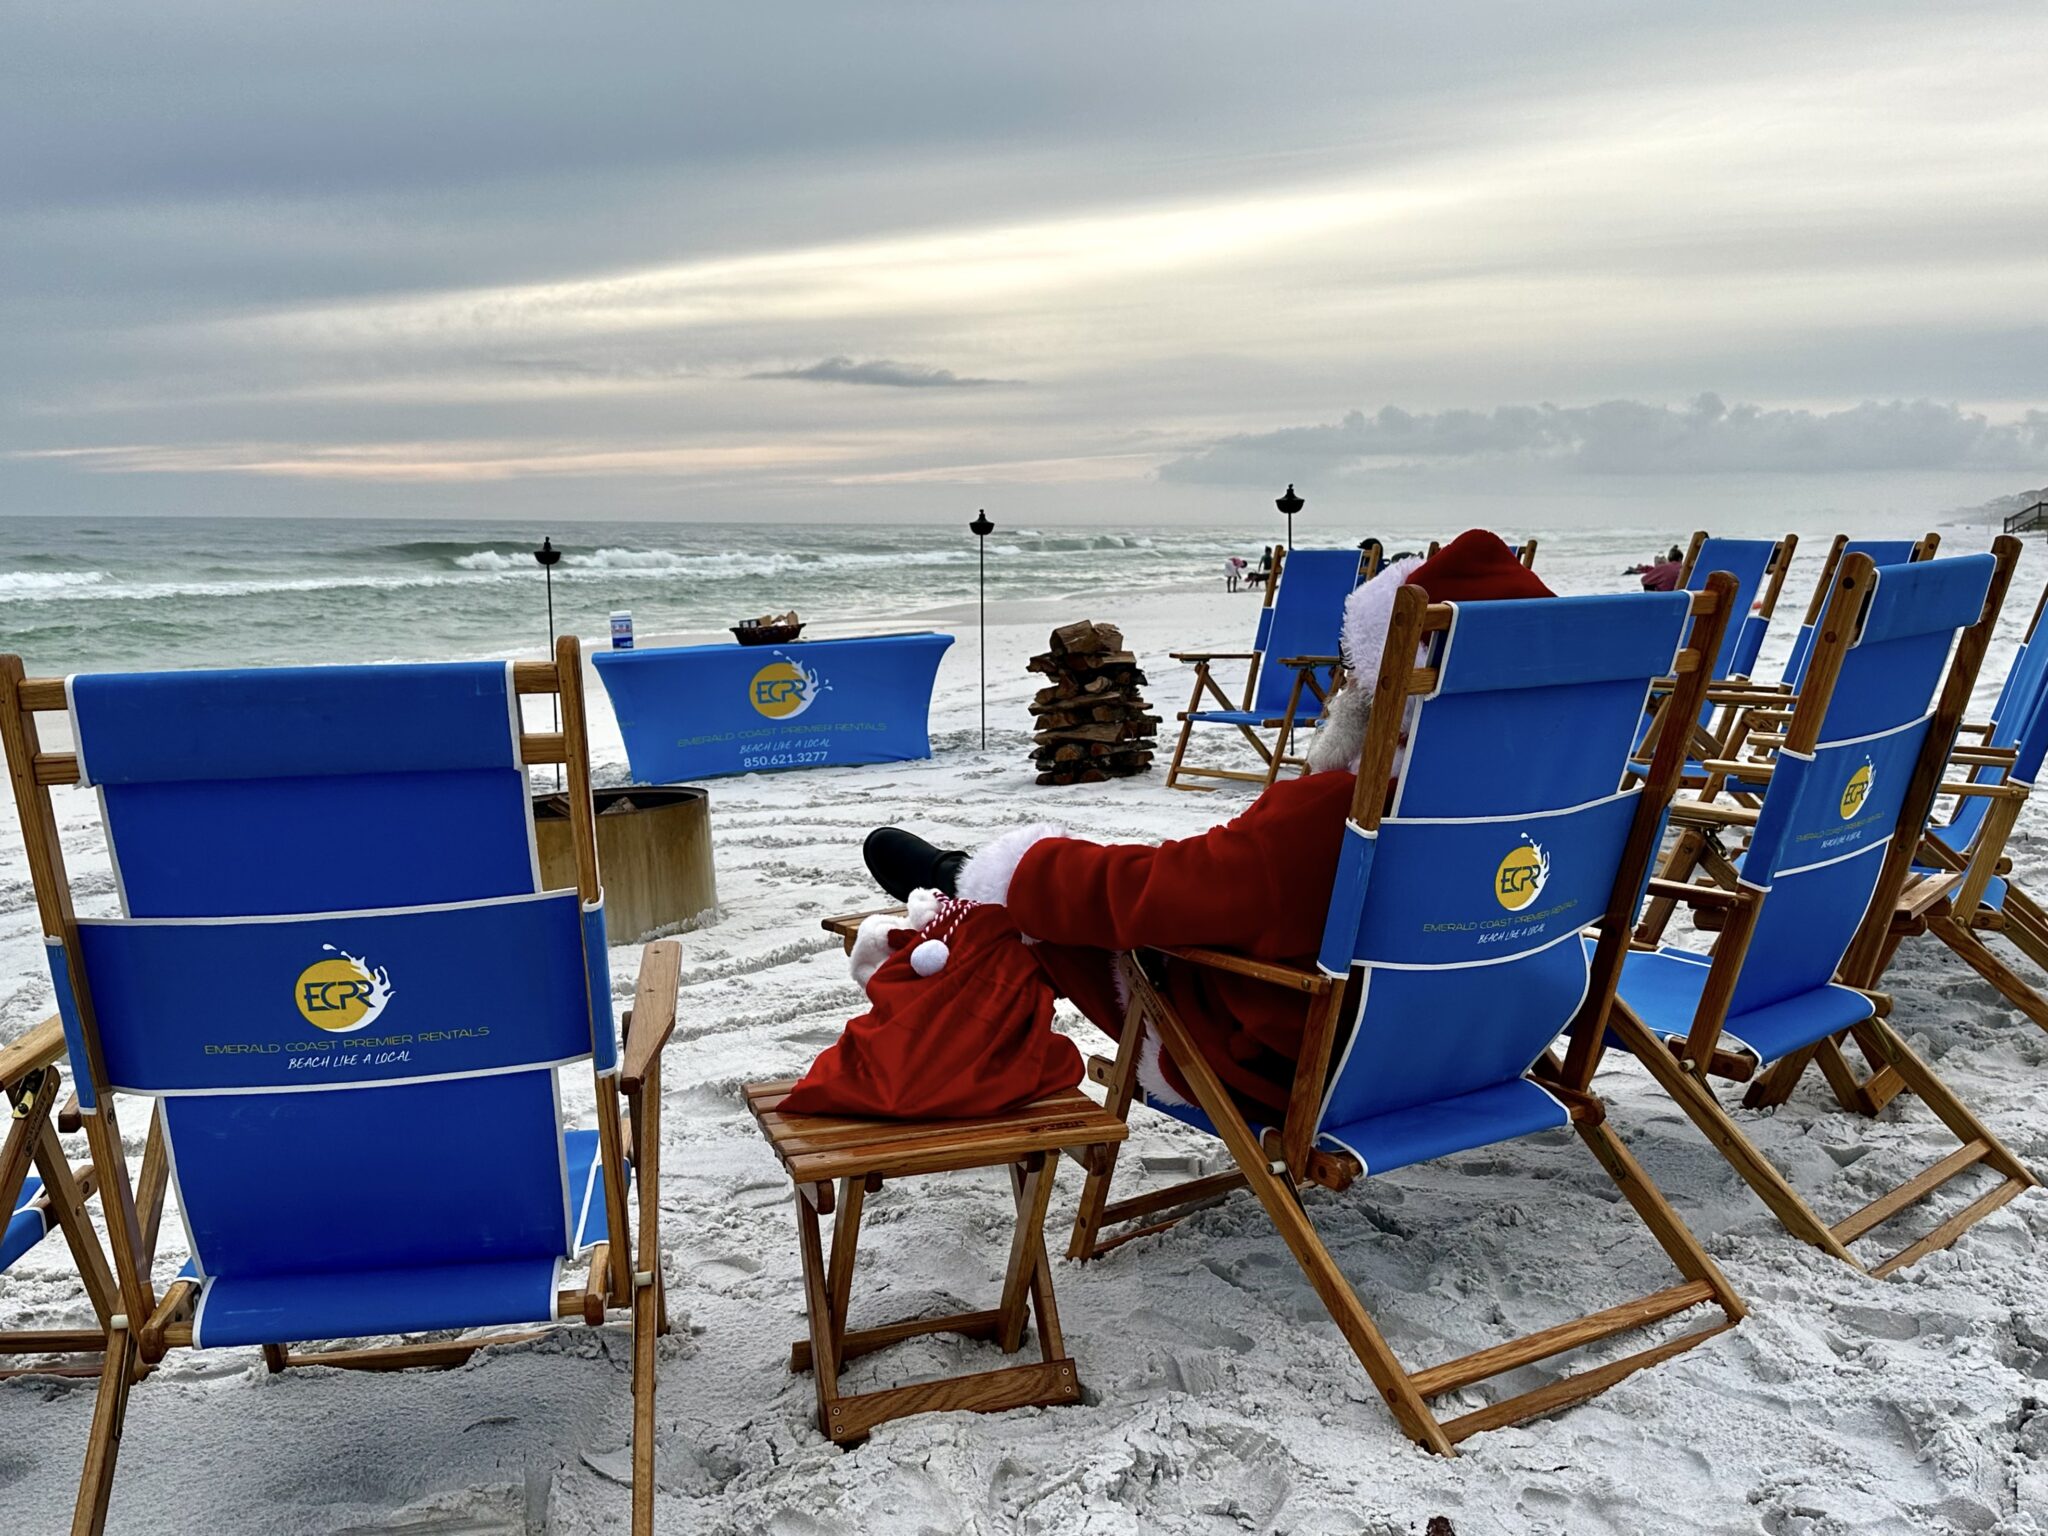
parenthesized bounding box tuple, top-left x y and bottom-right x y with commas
(1840, 762, 1873, 820)
(294, 950, 394, 1033)
(1495, 839, 1551, 912)
(750, 660, 816, 719)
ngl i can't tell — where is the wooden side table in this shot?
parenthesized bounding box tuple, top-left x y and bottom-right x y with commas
(746, 1074, 1127, 1444)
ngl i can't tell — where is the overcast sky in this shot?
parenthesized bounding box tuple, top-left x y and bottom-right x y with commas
(3, 2, 2045, 525)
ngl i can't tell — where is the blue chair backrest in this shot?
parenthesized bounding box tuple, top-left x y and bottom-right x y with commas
(1731, 555, 1994, 1014)
(1313, 592, 1693, 1129)
(1688, 538, 1778, 682)
(1251, 549, 1363, 715)
(1776, 539, 1919, 689)
(1931, 590, 2048, 856)
(48, 663, 612, 1288)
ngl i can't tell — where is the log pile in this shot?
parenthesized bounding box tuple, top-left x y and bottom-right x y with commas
(1027, 621, 1160, 785)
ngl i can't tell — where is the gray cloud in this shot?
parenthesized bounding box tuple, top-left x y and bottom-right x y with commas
(1, 4, 2044, 520)
(748, 357, 1018, 389)
(1160, 397, 2048, 484)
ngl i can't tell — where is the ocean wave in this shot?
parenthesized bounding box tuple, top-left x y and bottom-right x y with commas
(0, 569, 111, 596)
(1013, 534, 1159, 553)
(0, 569, 114, 598)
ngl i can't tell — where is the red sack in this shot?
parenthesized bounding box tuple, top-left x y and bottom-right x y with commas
(782, 900, 1082, 1119)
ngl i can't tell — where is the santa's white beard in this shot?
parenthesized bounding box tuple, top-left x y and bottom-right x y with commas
(1304, 683, 1371, 774)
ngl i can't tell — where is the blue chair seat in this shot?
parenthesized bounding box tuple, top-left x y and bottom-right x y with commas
(1317, 1079, 1570, 1180)
(178, 1129, 622, 1348)
(194, 1257, 566, 1349)
(3, 1175, 50, 1271)
(1607, 945, 1874, 1067)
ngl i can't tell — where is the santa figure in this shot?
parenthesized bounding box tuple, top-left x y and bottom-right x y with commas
(858, 530, 1553, 1118)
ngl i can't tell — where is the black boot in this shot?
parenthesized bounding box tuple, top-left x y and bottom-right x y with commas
(863, 828, 967, 901)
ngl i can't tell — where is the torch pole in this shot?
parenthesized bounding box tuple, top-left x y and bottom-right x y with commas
(969, 509, 995, 750)
(534, 537, 564, 790)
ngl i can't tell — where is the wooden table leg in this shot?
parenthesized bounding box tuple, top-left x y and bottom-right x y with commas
(999, 1154, 1057, 1354)
(793, 1186, 844, 1436)
(824, 1175, 866, 1372)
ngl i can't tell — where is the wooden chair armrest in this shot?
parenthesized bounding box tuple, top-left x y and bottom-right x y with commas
(619, 939, 683, 1094)
(1698, 684, 1797, 706)
(0, 1014, 66, 1089)
(1154, 945, 1335, 995)
(1169, 651, 1258, 663)
(1644, 877, 1741, 908)
(1274, 654, 1340, 670)
(1699, 758, 1772, 781)
(1938, 780, 2028, 800)
(1669, 800, 1761, 829)
(1949, 745, 2018, 767)
(1896, 869, 1963, 921)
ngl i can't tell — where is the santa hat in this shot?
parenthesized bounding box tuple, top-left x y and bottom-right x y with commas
(847, 887, 978, 991)
(1306, 530, 1554, 773)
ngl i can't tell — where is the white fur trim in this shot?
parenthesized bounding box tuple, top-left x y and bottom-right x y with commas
(1304, 679, 1371, 774)
(850, 911, 909, 991)
(905, 886, 943, 930)
(1340, 555, 1424, 680)
(1136, 1026, 1190, 1107)
(956, 823, 1066, 907)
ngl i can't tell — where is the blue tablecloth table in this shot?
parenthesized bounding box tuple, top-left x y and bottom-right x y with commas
(591, 632, 955, 781)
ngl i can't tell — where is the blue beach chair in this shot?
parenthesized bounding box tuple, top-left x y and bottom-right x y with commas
(0, 642, 681, 1536)
(1845, 570, 2048, 1083)
(1681, 530, 1797, 684)
(1072, 576, 1747, 1452)
(1631, 531, 1796, 781)
(1164, 544, 1367, 791)
(1773, 533, 1940, 691)
(1591, 545, 2040, 1275)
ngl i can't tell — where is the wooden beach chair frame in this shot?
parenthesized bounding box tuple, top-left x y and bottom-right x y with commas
(1069, 577, 1746, 1452)
(0, 640, 680, 1536)
(1596, 545, 2039, 1276)
(1164, 544, 1367, 793)
(1834, 566, 2048, 1107)
(2, 1016, 120, 1382)
(1622, 536, 1941, 823)
(1631, 530, 1798, 783)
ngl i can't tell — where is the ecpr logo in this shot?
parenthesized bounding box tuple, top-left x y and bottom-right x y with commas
(750, 655, 826, 720)
(1495, 836, 1552, 912)
(1840, 758, 1874, 820)
(294, 946, 395, 1033)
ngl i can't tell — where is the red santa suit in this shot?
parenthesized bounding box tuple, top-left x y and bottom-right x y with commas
(954, 529, 1554, 1116)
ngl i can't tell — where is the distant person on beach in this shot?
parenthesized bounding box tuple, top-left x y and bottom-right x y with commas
(1225, 556, 1247, 592)
(1253, 546, 1273, 588)
(1358, 537, 1385, 574)
(1640, 545, 1685, 592)
(854, 531, 1552, 1119)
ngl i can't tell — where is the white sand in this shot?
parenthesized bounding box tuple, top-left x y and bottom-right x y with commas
(2, 541, 2046, 1534)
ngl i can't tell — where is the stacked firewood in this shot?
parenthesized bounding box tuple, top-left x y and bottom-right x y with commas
(1026, 621, 1159, 785)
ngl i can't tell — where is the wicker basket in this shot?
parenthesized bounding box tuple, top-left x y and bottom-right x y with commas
(731, 623, 805, 646)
